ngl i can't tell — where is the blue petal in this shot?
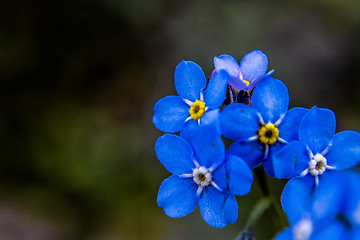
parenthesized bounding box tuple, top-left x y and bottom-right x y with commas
(272, 141, 309, 179)
(200, 109, 221, 134)
(211, 161, 228, 191)
(325, 130, 360, 171)
(190, 125, 225, 169)
(180, 110, 221, 142)
(239, 50, 268, 82)
(278, 107, 309, 142)
(157, 175, 199, 218)
(345, 175, 360, 224)
(281, 175, 314, 225)
(252, 76, 289, 123)
(204, 70, 230, 109)
(155, 134, 195, 175)
(153, 95, 189, 133)
(227, 140, 264, 169)
(312, 171, 348, 222)
(331, 171, 360, 223)
(214, 54, 240, 79)
(263, 143, 284, 177)
(230, 78, 247, 91)
(225, 155, 253, 196)
(349, 226, 360, 239)
(220, 103, 259, 141)
(180, 119, 198, 142)
(247, 69, 273, 90)
(214, 55, 247, 91)
(299, 106, 335, 154)
(199, 186, 238, 228)
(175, 60, 206, 102)
(273, 228, 293, 240)
(311, 221, 346, 240)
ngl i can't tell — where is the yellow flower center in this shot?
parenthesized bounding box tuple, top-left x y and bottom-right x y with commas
(199, 173, 206, 182)
(258, 124, 279, 145)
(189, 100, 206, 120)
(243, 80, 250, 86)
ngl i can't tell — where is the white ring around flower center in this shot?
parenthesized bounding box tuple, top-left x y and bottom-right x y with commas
(309, 153, 327, 176)
(293, 219, 313, 240)
(193, 166, 212, 187)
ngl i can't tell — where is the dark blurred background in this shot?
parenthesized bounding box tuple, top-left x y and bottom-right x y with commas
(0, 0, 359, 239)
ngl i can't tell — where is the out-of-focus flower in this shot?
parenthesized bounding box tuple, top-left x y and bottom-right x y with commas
(275, 171, 360, 240)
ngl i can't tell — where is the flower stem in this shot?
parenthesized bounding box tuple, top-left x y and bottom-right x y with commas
(253, 165, 288, 231)
(253, 165, 270, 197)
(237, 166, 288, 239)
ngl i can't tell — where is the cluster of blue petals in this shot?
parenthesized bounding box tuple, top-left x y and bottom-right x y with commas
(153, 60, 229, 141)
(276, 171, 360, 240)
(220, 75, 308, 177)
(156, 126, 253, 228)
(152, 50, 360, 234)
(214, 50, 274, 91)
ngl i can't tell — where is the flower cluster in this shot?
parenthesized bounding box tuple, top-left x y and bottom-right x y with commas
(152, 50, 360, 238)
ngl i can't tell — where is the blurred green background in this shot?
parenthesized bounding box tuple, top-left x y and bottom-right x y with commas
(0, 0, 359, 239)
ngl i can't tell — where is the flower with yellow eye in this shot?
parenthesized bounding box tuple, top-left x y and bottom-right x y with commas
(153, 60, 230, 140)
(220, 76, 308, 177)
(214, 50, 274, 92)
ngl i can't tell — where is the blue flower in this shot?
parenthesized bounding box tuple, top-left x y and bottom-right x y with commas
(214, 50, 274, 91)
(220, 76, 308, 176)
(272, 106, 360, 187)
(275, 171, 360, 240)
(312, 171, 360, 239)
(153, 60, 230, 140)
(155, 125, 253, 228)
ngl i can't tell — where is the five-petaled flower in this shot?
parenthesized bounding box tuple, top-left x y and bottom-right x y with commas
(220, 76, 308, 176)
(155, 126, 253, 228)
(153, 60, 229, 140)
(272, 106, 360, 187)
(214, 50, 274, 92)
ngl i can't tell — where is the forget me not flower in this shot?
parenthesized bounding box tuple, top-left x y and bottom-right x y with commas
(214, 50, 274, 92)
(220, 76, 308, 176)
(156, 126, 253, 228)
(272, 106, 360, 187)
(311, 171, 360, 239)
(276, 171, 360, 240)
(153, 60, 229, 140)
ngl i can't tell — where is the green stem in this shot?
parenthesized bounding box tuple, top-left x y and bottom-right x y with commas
(253, 165, 288, 231)
(253, 166, 270, 197)
(244, 197, 271, 230)
(237, 166, 288, 239)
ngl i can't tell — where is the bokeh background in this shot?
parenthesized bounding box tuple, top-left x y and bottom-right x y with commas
(0, 0, 360, 239)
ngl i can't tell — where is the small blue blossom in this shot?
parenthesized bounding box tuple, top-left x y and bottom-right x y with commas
(272, 106, 360, 187)
(220, 76, 308, 176)
(214, 50, 274, 91)
(275, 171, 360, 240)
(155, 125, 253, 228)
(153, 60, 229, 140)
(312, 171, 360, 239)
